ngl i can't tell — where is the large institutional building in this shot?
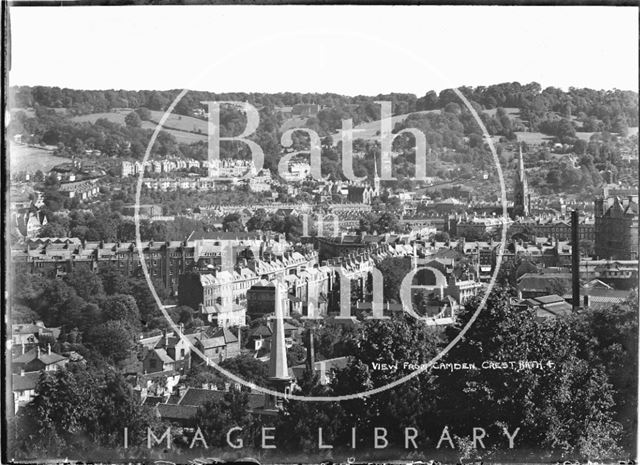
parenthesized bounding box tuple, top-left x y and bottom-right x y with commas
(595, 195, 639, 260)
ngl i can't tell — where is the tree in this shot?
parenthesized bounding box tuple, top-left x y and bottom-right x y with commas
(129, 279, 161, 326)
(100, 294, 141, 330)
(571, 299, 638, 451)
(327, 314, 442, 449)
(358, 211, 400, 234)
(277, 370, 344, 452)
(193, 390, 255, 448)
(63, 269, 105, 302)
(99, 266, 133, 295)
(14, 365, 156, 457)
(433, 231, 450, 242)
(14, 369, 97, 456)
(85, 320, 135, 363)
(287, 343, 307, 367)
(32, 279, 87, 329)
(376, 256, 412, 302)
(222, 213, 244, 232)
(38, 222, 67, 237)
(314, 319, 359, 360)
(246, 209, 270, 231)
(135, 107, 151, 121)
(124, 111, 141, 128)
(219, 354, 268, 386)
(438, 287, 624, 459)
(146, 91, 169, 111)
(377, 211, 401, 233)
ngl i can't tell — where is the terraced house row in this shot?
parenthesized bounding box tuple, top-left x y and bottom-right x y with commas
(10, 232, 309, 293)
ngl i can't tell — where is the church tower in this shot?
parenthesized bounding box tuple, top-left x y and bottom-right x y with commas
(513, 143, 529, 217)
(373, 156, 381, 195)
(265, 280, 291, 411)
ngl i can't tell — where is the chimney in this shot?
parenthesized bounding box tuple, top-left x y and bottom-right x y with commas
(20, 368, 25, 376)
(36, 346, 41, 358)
(21, 342, 25, 355)
(583, 294, 590, 308)
(47, 343, 51, 355)
(267, 280, 290, 384)
(305, 328, 315, 373)
(571, 210, 580, 310)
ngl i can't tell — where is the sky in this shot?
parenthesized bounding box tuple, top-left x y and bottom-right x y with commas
(8, 5, 639, 95)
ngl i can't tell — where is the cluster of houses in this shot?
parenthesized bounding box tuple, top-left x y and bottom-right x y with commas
(10, 321, 70, 414)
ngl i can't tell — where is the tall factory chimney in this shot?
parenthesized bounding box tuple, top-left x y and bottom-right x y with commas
(571, 209, 580, 310)
(305, 328, 315, 373)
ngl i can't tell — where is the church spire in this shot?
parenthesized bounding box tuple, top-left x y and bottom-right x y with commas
(268, 280, 289, 382)
(373, 155, 381, 194)
(518, 143, 526, 182)
(513, 142, 529, 217)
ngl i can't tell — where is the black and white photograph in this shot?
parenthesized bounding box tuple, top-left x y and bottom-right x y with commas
(3, 2, 639, 464)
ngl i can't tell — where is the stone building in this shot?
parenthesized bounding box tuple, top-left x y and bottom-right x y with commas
(595, 196, 639, 260)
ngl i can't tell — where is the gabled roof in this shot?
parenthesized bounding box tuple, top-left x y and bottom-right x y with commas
(14, 348, 67, 365)
(156, 403, 198, 421)
(209, 327, 238, 344)
(143, 396, 165, 406)
(12, 324, 43, 335)
(151, 348, 174, 364)
(12, 372, 41, 391)
(198, 335, 226, 349)
(251, 324, 272, 338)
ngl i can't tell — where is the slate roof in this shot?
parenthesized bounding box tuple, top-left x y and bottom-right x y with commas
(14, 348, 67, 365)
(517, 273, 572, 292)
(522, 294, 573, 319)
(209, 327, 238, 344)
(251, 325, 272, 338)
(156, 403, 198, 421)
(143, 396, 165, 406)
(534, 294, 566, 305)
(535, 304, 573, 319)
(152, 349, 174, 364)
(12, 372, 41, 391)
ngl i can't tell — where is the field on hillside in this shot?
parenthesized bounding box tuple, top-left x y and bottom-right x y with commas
(514, 131, 554, 144)
(147, 110, 208, 134)
(141, 123, 207, 144)
(280, 116, 308, 132)
(71, 110, 130, 125)
(482, 107, 520, 117)
(329, 110, 440, 144)
(575, 132, 596, 142)
(482, 107, 526, 126)
(10, 108, 36, 118)
(10, 143, 69, 173)
(72, 109, 207, 144)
